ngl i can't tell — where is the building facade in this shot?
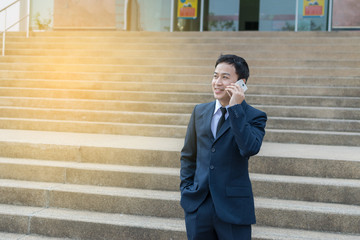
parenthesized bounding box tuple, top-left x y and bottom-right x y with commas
(2, 0, 359, 32)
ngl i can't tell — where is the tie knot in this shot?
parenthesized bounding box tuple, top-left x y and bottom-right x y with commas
(220, 107, 227, 115)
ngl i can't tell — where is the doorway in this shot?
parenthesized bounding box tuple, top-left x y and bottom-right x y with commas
(239, 0, 259, 30)
(202, 0, 259, 31)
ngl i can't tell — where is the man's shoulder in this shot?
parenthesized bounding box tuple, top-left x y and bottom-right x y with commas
(241, 101, 267, 118)
(194, 101, 215, 112)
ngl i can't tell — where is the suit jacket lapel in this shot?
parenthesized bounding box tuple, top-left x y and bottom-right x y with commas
(215, 118, 230, 141)
(200, 101, 215, 141)
(214, 101, 248, 142)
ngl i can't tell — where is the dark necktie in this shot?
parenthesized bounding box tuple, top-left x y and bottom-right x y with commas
(216, 107, 227, 136)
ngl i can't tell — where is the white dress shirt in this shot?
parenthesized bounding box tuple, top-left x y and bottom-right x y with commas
(211, 100, 229, 138)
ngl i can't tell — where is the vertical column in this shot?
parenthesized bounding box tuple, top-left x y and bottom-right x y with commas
(327, 0, 333, 31)
(170, 0, 174, 32)
(199, 0, 204, 32)
(295, 0, 299, 32)
(123, 0, 128, 30)
(19, 0, 28, 32)
(2, 10, 6, 56)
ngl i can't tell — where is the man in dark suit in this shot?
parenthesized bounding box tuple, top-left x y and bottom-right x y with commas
(180, 54, 267, 239)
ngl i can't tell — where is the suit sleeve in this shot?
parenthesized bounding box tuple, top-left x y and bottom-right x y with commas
(180, 105, 197, 192)
(228, 102, 267, 157)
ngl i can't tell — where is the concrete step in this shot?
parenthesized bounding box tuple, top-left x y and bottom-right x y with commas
(0, 204, 186, 240)
(249, 95, 360, 108)
(0, 129, 183, 167)
(0, 157, 180, 190)
(0, 117, 187, 138)
(0, 97, 197, 114)
(0, 86, 214, 103)
(4, 30, 360, 37)
(1, 225, 360, 240)
(1, 63, 360, 77)
(1, 97, 360, 120)
(1, 88, 359, 108)
(1, 164, 359, 207)
(258, 105, 360, 120)
(1, 118, 360, 145)
(251, 173, 360, 205)
(0, 196, 359, 236)
(1, 79, 359, 97)
(1, 130, 359, 177)
(255, 198, 360, 235)
(253, 142, 360, 179)
(4, 33, 360, 44)
(0, 179, 183, 218)
(265, 129, 360, 146)
(1, 55, 360, 68)
(1, 71, 359, 87)
(4, 48, 360, 60)
(5, 41, 360, 53)
(1, 107, 359, 133)
(0, 107, 191, 126)
(267, 117, 360, 132)
(0, 232, 72, 240)
(0, 177, 359, 230)
(0, 158, 357, 206)
(15, 35, 357, 42)
(253, 226, 360, 240)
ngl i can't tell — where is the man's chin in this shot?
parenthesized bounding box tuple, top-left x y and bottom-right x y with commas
(214, 93, 225, 100)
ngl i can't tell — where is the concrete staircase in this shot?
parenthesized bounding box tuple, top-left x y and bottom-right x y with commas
(0, 31, 359, 239)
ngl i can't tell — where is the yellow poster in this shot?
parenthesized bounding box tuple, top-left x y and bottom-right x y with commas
(178, 0, 198, 19)
(303, 0, 325, 17)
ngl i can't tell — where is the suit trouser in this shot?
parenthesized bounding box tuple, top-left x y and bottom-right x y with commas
(184, 193, 251, 240)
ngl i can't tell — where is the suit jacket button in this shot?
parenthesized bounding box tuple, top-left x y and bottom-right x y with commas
(211, 148, 215, 152)
(210, 165, 215, 170)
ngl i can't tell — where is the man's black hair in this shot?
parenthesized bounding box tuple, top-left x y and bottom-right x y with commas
(215, 54, 250, 81)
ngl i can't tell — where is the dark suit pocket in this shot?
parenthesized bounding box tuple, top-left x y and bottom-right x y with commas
(226, 186, 251, 198)
(182, 182, 199, 193)
(192, 182, 199, 191)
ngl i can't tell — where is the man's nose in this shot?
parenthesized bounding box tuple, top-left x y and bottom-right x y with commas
(214, 77, 223, 85)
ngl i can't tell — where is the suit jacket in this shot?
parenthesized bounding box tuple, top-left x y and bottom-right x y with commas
(180, 100, 267, 225)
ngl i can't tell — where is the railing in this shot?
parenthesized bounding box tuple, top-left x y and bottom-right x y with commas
(1, 0, 30, 56)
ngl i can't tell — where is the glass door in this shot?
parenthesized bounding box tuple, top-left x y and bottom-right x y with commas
(205, 0, 240, 31)
(296, 0, 329, 31)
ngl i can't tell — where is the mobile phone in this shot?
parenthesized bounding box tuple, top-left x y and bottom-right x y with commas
(236, 79, 248, 92)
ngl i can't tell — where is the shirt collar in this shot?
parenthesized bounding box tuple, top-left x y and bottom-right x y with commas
(213, 100, 229, 115)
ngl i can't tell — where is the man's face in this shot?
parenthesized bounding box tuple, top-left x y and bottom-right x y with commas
(212, 62, 238, 106)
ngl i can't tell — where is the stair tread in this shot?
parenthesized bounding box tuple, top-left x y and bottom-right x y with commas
(1, 178, 359, 209)
(1, 129, 359, 162)
(0, 203, 359, 239)
(253, 226, 360, 240)
(258, 141, 360, 162)
(0, 228, 359, 240)
(0, 179, 180, 200)
(0, 204, 185, 231)
(1, 164, 360, 188)
(2, 96, 360, 112)
(251, 173, 360, 187)
(0, 129, 183, 151)
(2, 106, 360, 119)
(0, 232, 72, 240)
(255, 197, 360, 215)
(267, 128, 360, 136)
(0, 157, 179, 176)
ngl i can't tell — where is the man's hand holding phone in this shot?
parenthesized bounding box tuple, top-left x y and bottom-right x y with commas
(235, 79, 248, 92)
(226, 79, 247, 106)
